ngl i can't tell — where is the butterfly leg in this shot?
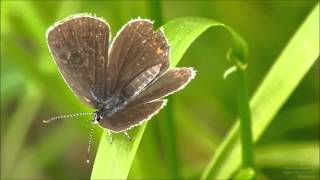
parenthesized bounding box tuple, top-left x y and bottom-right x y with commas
(123, 131, 132, 141)
(90, 90, 103, 104)
(107, 130, 113, 144)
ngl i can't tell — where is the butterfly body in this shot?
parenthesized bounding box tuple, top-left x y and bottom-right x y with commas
(46, 14, 195, 133)
(93, 92, 126, 114)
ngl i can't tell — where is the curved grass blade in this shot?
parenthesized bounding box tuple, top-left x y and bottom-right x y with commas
(201, 4, 319, 179)
(91, 17, 248, 179)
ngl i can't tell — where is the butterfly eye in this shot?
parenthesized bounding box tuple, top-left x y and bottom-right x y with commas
(93, 111, 102, 122)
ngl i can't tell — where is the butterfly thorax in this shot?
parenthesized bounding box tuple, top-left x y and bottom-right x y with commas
(96, 94, 127, 117)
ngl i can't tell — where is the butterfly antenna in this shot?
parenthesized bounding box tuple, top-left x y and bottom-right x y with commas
(86, 121, 95, 164)
(43, 112, 93, 123)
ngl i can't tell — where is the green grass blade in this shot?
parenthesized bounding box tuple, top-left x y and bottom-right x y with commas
(91, 17, 248, 179)
(201, 4, 319, 179)
(163, 17, 248, 67)
(91, 126, 147, 179)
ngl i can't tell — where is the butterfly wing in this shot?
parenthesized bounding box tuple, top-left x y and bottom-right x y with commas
(98, 100, 167, 132)
(122, 64, 162, 99)
(107, 19, 170, 98)
(46, 15, 110, 108)
(133, 67, 196, 104)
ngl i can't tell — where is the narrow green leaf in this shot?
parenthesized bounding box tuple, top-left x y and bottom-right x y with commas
(91, 17, 248, 179)
(163, 17, 248, 67)
(91, 126, 147, 179)
(202, 5, 319, 179)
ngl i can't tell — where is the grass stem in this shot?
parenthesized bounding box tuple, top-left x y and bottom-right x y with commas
(235, 66, 254, 170)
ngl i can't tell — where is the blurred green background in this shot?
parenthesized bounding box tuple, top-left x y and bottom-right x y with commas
(1, 1, 319, 179)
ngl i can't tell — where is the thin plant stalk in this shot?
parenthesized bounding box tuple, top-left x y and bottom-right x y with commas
(227, 38, 254, 177)
(235, 65, 254, 170)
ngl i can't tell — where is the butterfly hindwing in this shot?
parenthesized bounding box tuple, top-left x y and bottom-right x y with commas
(132, 67, 196, 105)
(47, 15, 110, 108)
(123, 64, 162, 99)
(99, 100, 167, 132)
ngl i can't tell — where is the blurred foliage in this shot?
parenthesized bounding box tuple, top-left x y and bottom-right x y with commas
(1, 1, 319, 179)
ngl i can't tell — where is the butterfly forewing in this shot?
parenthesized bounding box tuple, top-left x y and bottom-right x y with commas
(47, 15, 110, 108)
(107, 19, 170, 97)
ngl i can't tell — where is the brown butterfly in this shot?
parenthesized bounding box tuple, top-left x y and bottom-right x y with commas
(45, 14, 195, 141)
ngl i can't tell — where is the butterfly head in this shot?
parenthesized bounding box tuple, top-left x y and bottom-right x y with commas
(93, 111, 103, 124)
